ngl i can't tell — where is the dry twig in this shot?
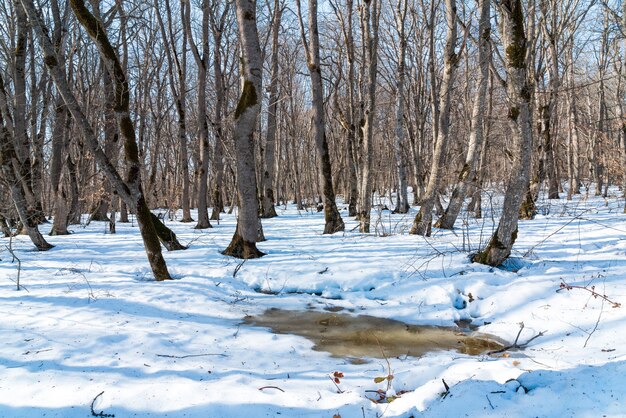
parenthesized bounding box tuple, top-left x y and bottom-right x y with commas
(558, 281, 621, 308)
(488, 322, 546, 355)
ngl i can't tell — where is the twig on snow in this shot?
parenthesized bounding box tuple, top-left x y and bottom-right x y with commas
(585, 298, 605, 348)
(233, 259, 246, 278)
(558, 281, 621, 308)
(90, 391, 114, 417)
(258, 386, 285, 392)
(156, 353, 228, 359)
(488, 322, 546, 355)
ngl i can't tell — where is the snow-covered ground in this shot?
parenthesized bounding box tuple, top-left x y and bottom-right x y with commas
(1, 188, 626, 417)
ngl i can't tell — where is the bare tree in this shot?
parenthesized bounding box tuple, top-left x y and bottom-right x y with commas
(0, 74, 53, 250)
(473, 0, 534, 266)
(296, 0, 345, 234)
(184, 0, 213, 229)
(222, 0, 265, 258)
(261, 0, 282, 219)
(437, 0, 491, 229)
(410, 0, 461, 236)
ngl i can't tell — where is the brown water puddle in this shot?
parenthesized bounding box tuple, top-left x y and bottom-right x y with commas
(244, 308, 506, 361)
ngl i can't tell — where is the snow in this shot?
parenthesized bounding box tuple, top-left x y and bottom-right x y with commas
(1, 189, 626, 417)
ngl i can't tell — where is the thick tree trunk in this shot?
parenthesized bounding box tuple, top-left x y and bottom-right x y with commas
(410, 0, 459, 236)
(222, 0, 265, 259)
(473, 0, 533, 266)
(437, 0, 491, 229)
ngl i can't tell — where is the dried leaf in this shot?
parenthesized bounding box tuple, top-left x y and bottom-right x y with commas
(374, 377, 386, 383)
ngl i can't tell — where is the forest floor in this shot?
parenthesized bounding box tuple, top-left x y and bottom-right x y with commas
(1, 188, 626, 417)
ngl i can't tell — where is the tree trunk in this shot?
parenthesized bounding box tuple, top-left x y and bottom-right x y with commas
(209, 1, 228, 222)
(184, 0, 212, 229)
(0, 80, 53, 250)
(392, 0, 409, 214)
(21, 0, 174, 280)
(356, 0, 379, 233)
(297, 0, 344, 234)
(436, 0, 491, 229)
(222, 0, 265, 259)
(473, 0, 533, 266)
(261, 0, 282, 219)
(410, 0, 460, 236)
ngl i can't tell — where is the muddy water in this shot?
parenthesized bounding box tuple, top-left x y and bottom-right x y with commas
(244, 308, 506, 361)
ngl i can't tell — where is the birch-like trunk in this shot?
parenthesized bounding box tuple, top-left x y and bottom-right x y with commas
(473, 0, 533, 266)
(356, 0, 379, 233)
(222, 0, 265, 258)
(410, 0, 459, 236)
(437, 0, 491, 229)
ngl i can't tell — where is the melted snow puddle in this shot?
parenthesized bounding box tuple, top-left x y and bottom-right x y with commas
(244, 308, 506, 362)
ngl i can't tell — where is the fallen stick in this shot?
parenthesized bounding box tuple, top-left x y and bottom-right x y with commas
(258, 386, 285, 392)
(488, 322, 546, 355)
(156, 353, 227, 359)
(90, 391, 114, 418)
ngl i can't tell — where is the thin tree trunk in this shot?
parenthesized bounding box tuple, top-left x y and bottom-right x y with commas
(410, 0, 460, 236)
(356, 0, 379, 233)
(437, 0, 491, 229)
(392, 0, 409, 214)
(0, 78, 53, 250)
(210, 1, 228, 222)
(184, 0, 212, 229)
(296, 0, 344, 234)
(261, 0, 282, 219)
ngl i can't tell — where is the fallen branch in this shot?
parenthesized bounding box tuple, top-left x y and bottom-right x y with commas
(488, 322, 546, 355)
(258, 386, 285, 392)
(558, 281, 621, 308)
(90, 391, 114, 418)
(156, 353, 228, 359)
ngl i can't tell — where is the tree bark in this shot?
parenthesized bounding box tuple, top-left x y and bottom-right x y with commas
(21, 0, 175, 280)
(261, 0, 282, 219)
(410, 0, 460, 236)
(436, 0, 491, 229)
(0, 77, 53, 251)
(184, 0, 212, 229)
(222, 0, 265, 259)
(392, 0, 409, 214)
(473, 0, 533, 266)
(296, 0, 344, 234)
